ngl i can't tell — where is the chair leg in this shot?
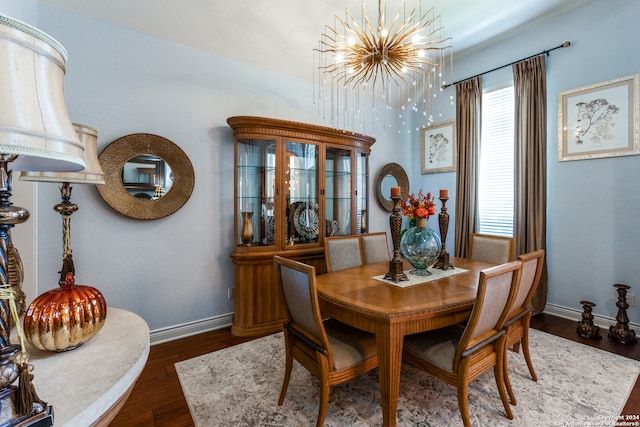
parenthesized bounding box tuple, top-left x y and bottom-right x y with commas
(521, 320, 538, 382)
(316, 356, 330, 427)
(495, 340, 514, 420)
(503, 348, 517, 405)
(456, 376, 472, 427)
(278, 334, 294, 406)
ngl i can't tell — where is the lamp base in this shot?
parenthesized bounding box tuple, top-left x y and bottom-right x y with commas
(0, 386, 54, 427)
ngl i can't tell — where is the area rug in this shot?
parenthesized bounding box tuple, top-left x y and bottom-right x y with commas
(176, 330, 639, 426)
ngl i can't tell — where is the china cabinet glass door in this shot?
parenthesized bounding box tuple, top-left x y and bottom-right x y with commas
(237, 138, 276, 247)
(325, 147, 352, 236)
(356, 152, 368, 234)
(285, 141, 319, 245)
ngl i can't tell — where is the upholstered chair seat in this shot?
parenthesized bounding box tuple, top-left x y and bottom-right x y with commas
(323, 319, 377, 370)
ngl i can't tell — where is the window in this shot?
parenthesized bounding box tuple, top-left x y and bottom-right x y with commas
(478, 85, 514, 237)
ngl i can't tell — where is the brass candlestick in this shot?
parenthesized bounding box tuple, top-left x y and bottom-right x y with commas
(577, 300, 601, 339)
(609, 284, 636, 344)
(434, 196, 453, 270)
(384, 195, 408, 282)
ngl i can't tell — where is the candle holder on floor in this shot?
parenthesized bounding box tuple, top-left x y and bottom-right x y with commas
(384, 195, 408, 282)
(434, 196, 453, 270)
(577, 301, 601, 339)
(608, 284, 636, 345)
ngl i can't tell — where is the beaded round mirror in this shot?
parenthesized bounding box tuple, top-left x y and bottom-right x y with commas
(97, 133, 194, 220)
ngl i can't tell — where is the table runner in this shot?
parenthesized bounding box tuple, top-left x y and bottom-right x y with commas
(373, 267, 469, 288)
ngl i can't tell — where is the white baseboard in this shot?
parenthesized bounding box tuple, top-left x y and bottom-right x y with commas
(543, 303, 640, 330)
(149, 304, 639, 346)
(150, 313, 234, 345)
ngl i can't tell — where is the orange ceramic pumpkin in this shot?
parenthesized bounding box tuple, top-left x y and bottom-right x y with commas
(23, 273, 107, 352)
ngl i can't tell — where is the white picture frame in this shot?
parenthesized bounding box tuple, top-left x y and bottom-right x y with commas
(558, 74, 640, 161)
(421, 120, 456, 174)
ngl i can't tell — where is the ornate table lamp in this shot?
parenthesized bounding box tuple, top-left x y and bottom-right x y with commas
(21, 123, 108, 352)
(0, 13, 87, 425)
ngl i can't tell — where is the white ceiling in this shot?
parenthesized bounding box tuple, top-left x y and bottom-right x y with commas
(39, 0, 595, 81)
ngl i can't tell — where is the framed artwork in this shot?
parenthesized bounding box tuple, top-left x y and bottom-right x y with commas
(421, 120, 456, 174)
(558, 73, 640, 161)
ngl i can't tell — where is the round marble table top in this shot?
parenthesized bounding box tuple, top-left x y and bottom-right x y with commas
(25, 307, 150, 426)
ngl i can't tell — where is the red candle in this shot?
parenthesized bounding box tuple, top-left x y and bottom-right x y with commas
(439, 189, 449, 199)
(390, 186, 401, 197)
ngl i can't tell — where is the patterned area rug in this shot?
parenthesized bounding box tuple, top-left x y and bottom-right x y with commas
(176, 330, 639, 426)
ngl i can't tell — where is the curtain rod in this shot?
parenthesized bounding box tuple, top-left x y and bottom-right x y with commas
(441, 41, 571, 89)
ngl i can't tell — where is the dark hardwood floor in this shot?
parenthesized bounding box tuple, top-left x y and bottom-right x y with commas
(109, 314, 640, 426)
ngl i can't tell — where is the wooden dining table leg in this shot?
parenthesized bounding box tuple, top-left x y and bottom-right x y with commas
(376, 322, 405, 427)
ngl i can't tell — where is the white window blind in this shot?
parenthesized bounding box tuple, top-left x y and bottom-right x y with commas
(478, 85, 514, 237)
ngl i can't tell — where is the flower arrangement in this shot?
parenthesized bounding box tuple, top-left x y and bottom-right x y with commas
(402, 189, 436, 220)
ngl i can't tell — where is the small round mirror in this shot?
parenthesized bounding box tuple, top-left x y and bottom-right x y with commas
(97, 134, 194, 219)
(375, 163, 409, 211)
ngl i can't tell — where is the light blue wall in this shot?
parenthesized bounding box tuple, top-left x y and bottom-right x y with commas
(0, 0, 36, 21)
(2, 0, 638, 333)
(417, 0, 640, 322)
(1, 2, 411, 333)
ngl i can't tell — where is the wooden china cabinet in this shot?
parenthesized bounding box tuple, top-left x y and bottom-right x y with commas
(227, 116, 375, 336)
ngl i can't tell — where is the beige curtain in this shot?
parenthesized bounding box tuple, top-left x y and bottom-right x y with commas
(454, 77, 482, 258)
(513, 55, 548, 313)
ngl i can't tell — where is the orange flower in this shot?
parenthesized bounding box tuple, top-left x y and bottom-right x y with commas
(402, 189, 437, 220)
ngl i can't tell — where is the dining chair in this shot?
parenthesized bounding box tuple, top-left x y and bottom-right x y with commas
(403, 260, 522, 427)
(360, 232, 390, 264)
(324, 235, 364, 272)
(503, 249, 545, 405)
(273, 255, 378, 427)
(469, 233, 515, 264)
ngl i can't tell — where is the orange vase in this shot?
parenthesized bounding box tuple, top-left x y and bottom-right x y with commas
(23, 273, 107, 352)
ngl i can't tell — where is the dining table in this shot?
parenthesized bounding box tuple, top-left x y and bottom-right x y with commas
(315, 257, 495, 427)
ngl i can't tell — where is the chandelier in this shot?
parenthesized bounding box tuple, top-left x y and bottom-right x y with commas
(315, 0, 453, 134)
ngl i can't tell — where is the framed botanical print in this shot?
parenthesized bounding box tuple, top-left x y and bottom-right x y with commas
(421, 120, 456, 174)
(558, 74, 640, 161)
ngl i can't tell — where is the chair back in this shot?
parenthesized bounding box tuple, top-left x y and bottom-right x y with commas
(470, 233, 515, 264)
(508, 249, 545, 318)
(324, 235, 363, 272)
(274, 255, 329, 350)
(455, 260, 521, 364)
(361, 232, 390, 264)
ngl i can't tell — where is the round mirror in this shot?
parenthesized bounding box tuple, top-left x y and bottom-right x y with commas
(375, 162, 409, 211)
(97, 133, 194, 220)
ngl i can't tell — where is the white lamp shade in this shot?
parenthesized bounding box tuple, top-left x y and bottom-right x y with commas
(21, 122, 106, 184)
(0, 14, 85, 172)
